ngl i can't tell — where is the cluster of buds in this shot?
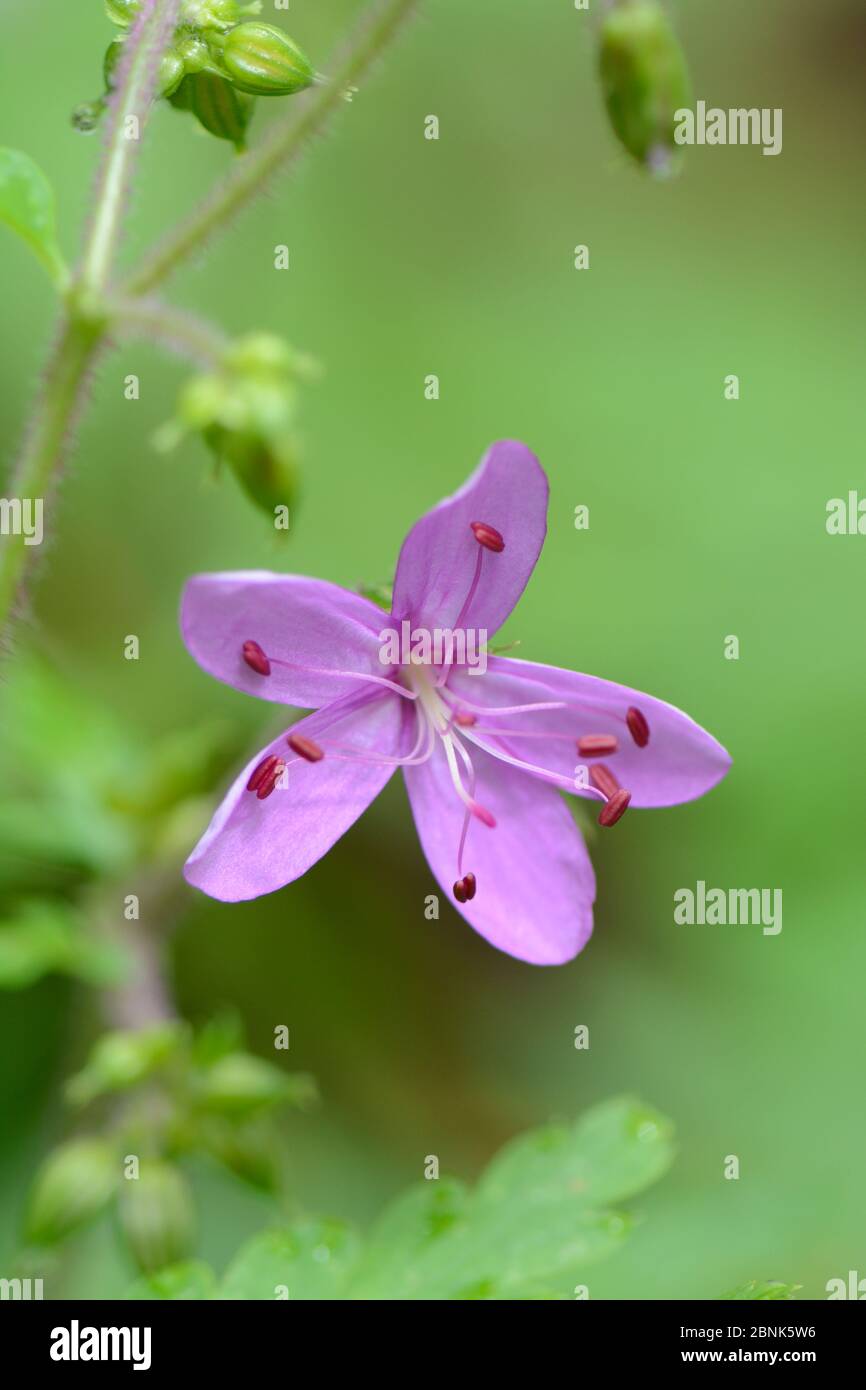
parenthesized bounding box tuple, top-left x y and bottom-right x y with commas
(74, 2, 315, 148)
(156, 333, 320, 521)
(598, 0, 691, 176)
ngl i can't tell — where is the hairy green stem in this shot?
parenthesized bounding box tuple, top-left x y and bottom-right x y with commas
(110, 296, 230, 366)
(123, 0, 418, 296)
(0, 317, 102, 634)
(81, 0, 183, 293)
(1, 0, 417, 642)
(0, 1, 181, 640)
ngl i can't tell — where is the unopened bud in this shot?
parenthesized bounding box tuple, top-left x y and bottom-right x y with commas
(218, 22, 314, 97)
(119, 1160, 195, 1274)
(170, 70, 255, 149)
(197, 1053, 316, 1117)
(206, 425, 299, 519)
(105, 0, 141, 26)
(25, 1138, 117, 1246)
(598, 1, 691, 174)
(65, 1025, 184, 1105)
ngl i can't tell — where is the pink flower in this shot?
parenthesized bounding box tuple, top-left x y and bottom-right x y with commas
(181, 442, 730, 964)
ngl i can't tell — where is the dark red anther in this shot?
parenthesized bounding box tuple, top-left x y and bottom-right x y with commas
(463, 872, 477, 901)
(598, 788, 631, 827)
(453, 878, 468, 904)
(577, 734, 619, 758)
(247, 754, 280, 793)
(242, 640, 271, 676)
(626, 706, 649, 747)
(470, 521, 505, 553)
(455, 711, 477, 727)
(287, 732, 325, 763)
(590, 763, 620, 799)
(256, 758, 286, 800)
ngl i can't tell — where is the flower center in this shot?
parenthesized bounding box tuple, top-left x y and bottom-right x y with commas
(236, 520, 653, 901)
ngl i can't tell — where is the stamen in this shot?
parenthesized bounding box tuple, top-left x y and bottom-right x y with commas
(442, 692, 569, 718)
(626, 706, 650, 747)
(470, 520, 505, 553)
(256, 758, 287, 800)
(453, 872, 477, 903)
(442, 734, 497, 827)
(287, 732, 325, 763)
(455, 711, 476, 727)
(242, 640, 271, 676)
(598, 788, 631, 826)
(590, 763, 620, 799)
(269, 655, 418, 701)
(463, 729, 585, 796)
(247, 753, 280, 793)
(577, 734, 619, 757)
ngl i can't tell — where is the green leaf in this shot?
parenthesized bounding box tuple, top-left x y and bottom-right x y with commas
(347, 1096, 674, 1300)
(0, 901, 127, 990)
(720, 1280, 801, 1301)
(0, 148, 68, 286)
(126, 1261, 217, 1301)
(220, 1221, 361, 1300)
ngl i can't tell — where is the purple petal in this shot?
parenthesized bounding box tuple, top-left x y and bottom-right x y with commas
(447, 656, 731, 808)
(181, 572, 390, 709)
(185, 691, 407, 901)
(403, 742, 595, 965)
(391, 441, 548, 639)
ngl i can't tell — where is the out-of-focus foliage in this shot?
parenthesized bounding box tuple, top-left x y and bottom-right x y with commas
(0, 146, 68, 285)
(17, 1014, 314, 1275)
(126, 1098, 675, 1299)
(720, 1281, 802, 1301)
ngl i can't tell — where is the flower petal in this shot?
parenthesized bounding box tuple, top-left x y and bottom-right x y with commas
(447, 656, 731, 808)
(403, 742, 595, 965)
(185, 691, 407, 901)
(391, 441, 548, 639)
(181, 572, 391, 709)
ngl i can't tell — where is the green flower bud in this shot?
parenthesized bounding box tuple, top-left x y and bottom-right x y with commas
(103, 39, 124, 91)
(201, 1119, 279, 1191)
(217, 21, 314, 97)
(158, 51, 186, 99)
(161, 333, 318, 519)
(205, 423, 299, 519)
(25, 1138, 117, 1246)
(196, 1053, 316, 1117)
(105, 0, 141, 26)
(65, 1024, 185, 1105)
(170, 71, 255, 150)
(185, 0, 263, 28)
(598, 1, 691, 174)
(119, 1161, 195, 1274)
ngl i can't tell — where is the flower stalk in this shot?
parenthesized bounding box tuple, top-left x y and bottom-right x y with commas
(122, 0, 419, 296)
(0, 0, 418, 643)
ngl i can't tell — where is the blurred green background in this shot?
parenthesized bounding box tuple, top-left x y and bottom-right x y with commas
(1, 0, 864, 1297)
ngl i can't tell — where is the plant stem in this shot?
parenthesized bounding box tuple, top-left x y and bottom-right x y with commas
(81, 0, 183, 294)
(0, 316, 101, 633)
(1, 0, 418, 642)
(110, 296, 230, 366)
(123, 0, 418, 296)
(0, 1, 181, 641)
